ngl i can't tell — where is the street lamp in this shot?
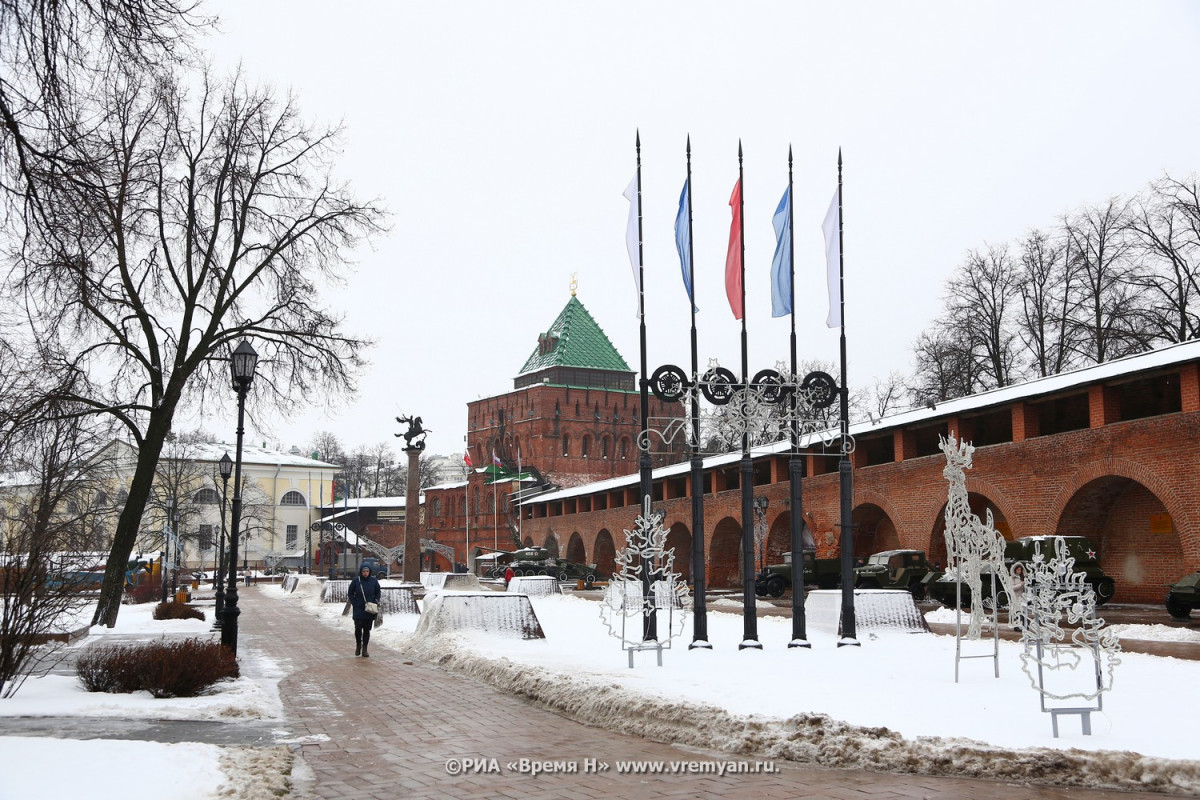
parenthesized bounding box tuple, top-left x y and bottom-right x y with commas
(161, 498, 176, 603)
(222, 340, 258, 654)
(213, 452, 232, 630)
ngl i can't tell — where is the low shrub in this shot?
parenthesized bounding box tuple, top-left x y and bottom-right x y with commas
(153, 601, 206, 621)
(75, 638, 238, 697)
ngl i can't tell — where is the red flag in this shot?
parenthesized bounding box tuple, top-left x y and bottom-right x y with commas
(463, 451, 473, 467)
(725, 178, 743, 320)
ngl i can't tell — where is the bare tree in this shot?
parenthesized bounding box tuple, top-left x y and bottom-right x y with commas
(1126, 175, 1200, 343)
(946, 244, 1022, 388)
(6, 69, 385, 627)
(1062, 198, 1147, 364)
(0, 394, 113, 697)
(1015, 228, 1079, 378)
(0, 0, 200, 222)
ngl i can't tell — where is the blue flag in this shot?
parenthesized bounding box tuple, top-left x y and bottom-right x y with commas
(674, 179, 697, 311)
(770, 184, 792, 317)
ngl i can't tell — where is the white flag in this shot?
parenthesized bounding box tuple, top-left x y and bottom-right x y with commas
(624, 174, 641, 316)
(822, 186, 841, 328)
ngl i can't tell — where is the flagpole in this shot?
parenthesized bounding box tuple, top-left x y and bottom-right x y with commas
(737, 140, 761, 650)
(684, 136, 710, 650)
(836, 148, 859, 647)
(633, 131, 658, 643)
(786, 146, 810, 648)
(464, 452, 471, 573)
(517, 444, 522, 544)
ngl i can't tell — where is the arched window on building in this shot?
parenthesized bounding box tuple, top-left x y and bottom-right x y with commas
(620, 437, 630, 459)
(193, 488, 219, 505)
(601, 436, 611, 459)
(433, 497, 442, 516)
(562, 434, 571, 457)
(581, 435, 591, 458)
(280, 490, 306, 506)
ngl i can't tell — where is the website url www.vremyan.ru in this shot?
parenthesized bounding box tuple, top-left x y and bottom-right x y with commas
(616, 760, 778, 776)
(444, 757, 778, 777)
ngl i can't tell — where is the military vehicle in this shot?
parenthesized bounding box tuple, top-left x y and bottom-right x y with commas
(754, 551, 841, 597)
(1005, 535, 1116, 605)
(928, 535, 1117, 608)
(1166, 571, 1200, 619)
(488, 547, 603, 586)
(851, 549, 935, 598)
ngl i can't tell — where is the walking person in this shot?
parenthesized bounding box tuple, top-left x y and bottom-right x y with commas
(349, 564, 381, 657)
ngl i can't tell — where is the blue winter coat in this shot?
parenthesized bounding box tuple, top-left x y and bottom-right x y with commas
(348, 569, 382, 621)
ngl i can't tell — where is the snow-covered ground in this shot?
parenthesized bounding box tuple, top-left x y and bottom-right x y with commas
(283, 577, 1200, 795)
(0, 600, 293, 800)
(2, 581, 1199, 797)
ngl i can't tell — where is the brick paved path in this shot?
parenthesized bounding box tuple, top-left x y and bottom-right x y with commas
(241, 588, 1177, 800)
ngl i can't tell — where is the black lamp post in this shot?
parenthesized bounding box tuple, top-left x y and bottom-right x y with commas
(161, 498, 176, 603)
(213, 452, 232, 630)
(222, 340, 258, 654)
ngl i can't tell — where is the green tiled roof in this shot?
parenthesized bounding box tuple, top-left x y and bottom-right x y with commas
(518, 295, 631, 375)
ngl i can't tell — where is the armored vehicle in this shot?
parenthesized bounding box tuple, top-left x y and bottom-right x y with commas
(754, 552, 841, 597)
(1166, 571, 1200, 619)
(489, 547, 602, 586)
(852, 549, 935, 598)
(1005, 536, 1116, 605)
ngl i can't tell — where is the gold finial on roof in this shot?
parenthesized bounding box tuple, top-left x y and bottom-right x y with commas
(570, 273, 578, 296)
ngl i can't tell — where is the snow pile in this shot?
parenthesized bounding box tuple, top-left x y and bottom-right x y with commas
(281, 575, 299, 593)
(710, 596, 777, 609)
(415, 591, 545, 639)
(806, 589, 929, 634)
(1107, 624, 1200, 643)
(508, 575, 561, 597)
(321, 580, 349, 603)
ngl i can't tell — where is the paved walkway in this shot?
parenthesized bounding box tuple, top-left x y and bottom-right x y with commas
(240, 588, 1180, 800)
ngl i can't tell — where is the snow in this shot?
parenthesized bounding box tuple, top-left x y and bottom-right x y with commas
(0, 598, 288, 800)
(334, 588, 1200, 794)
(3, 578, 1199, 796)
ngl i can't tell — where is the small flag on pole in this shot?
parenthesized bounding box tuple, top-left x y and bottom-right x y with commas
(624, 174, 641, 312)
(822, 186, 842, 328)
(770, 185, 792, 317)
(725, 178, 744, 320)
(491, 449, 503, 467)
(463, 451, 472, 468)
(675, 179, 696, 310)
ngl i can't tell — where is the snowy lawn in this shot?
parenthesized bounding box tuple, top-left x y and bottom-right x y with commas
(0, 598, 293, 800)
(278, 578, 1200, 795)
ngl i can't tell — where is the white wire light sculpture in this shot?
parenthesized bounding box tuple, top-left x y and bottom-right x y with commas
(599, 496, 690, 667)
(1018, 536, 1121, 736)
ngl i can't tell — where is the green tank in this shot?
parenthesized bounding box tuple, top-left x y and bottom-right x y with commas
(489, 547, 603, 586)
(1006, 536, 1116, 605)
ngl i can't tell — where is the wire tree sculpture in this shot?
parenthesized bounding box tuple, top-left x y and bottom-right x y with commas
(599, 496, 690, 667)
(1018, 536, 1121, 736)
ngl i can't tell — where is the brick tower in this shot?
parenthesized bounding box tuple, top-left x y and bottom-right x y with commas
(462, 289, 684, 550)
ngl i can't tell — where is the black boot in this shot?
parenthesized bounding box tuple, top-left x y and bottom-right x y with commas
(355, 643, 361, 656)
(362, 646, 369, 658)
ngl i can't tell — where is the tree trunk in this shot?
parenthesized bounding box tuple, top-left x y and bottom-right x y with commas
(91, 412, 174, 627)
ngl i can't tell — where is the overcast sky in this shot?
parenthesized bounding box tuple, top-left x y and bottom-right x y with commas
(200, 0, 1200, 461)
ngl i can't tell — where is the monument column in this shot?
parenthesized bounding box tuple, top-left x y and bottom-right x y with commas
(395, 414, 429, 583)
(402, 444, 422, 581)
